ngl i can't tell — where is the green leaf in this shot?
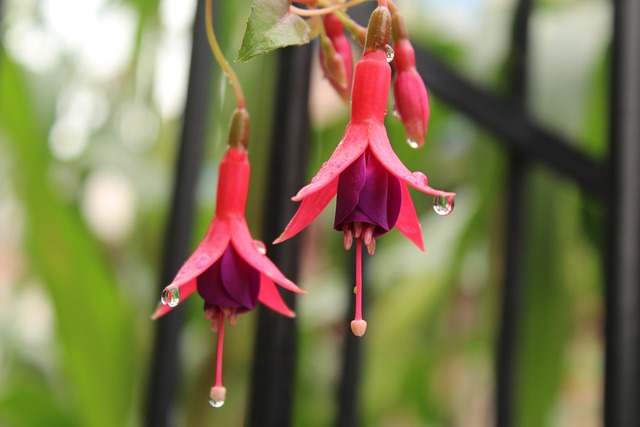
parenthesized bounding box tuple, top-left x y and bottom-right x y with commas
(236, 0, 310, 63)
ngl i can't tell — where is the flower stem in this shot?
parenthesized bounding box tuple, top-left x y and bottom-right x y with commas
(290, 0, 371, 17)
(215, 311, 225, 387)
(205, 0, 245, 109)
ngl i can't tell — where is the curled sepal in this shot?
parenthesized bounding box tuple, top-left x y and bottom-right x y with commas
(228, 108, 250, 149)
(364, 6, 391, 54)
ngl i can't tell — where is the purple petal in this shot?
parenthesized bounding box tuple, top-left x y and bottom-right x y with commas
(334, 150, 403, 235)
(221, 244, 260, 309)
(334, 153, 366, 228)
(196, 246, 260, 312)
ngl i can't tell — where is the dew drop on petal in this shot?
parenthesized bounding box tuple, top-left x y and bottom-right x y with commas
(433, 195, 454, 216)
(161, 287, 180, 307)
(385, 44, 395, 62)
(195, 254, 210, 268)
(412, 171, 428, 186)
(253, 240, 267, 255)
(407, 138, 419, 149)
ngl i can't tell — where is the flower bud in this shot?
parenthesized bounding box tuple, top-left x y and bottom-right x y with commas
(319, 14, 353, 102)
(227, 108, 250, 149)
(364, 6, 391, 54)
(392, 13, 429, 148)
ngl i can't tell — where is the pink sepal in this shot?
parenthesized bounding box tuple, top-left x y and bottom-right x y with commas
(275, 178, 339, 244)
(258, 275, 295, 318)
(230, 219, 305, 295)
(395, 185, 425, 252)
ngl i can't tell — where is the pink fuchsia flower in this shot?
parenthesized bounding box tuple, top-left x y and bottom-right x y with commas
(275, 7, 455, 336)
(153, 110, 304, 406)
(319, 13, 354, 102)
(391, 11, 430, 149)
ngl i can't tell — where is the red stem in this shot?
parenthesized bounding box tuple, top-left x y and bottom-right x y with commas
(215, 312, 225, 387)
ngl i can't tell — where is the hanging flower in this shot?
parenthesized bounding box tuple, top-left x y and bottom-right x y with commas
(275, 7, 454, 336)
(319, 13, 354, 102)
(391, 11, 430, 148)
(153, 109, 304, 406)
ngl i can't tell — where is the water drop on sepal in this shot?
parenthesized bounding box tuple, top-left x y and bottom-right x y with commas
(433, 195, 454, 216)
(161, 287, 180, 307)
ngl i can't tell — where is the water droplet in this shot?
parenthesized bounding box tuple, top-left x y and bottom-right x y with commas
(433, 195, 454, 216)
(161, 287, 180, 307)
(412, 171, 428, 186)
(353, 286, 357, 294)
(392, 106, 401, 120)
(253, 240, 267, 255)
(209, 397, 224, 408)
(195, 254, 210, 268)
(385, 44, 395, 62)
(407, 139, 419, 149)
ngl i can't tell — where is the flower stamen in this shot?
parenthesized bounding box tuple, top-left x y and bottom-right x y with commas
(353, 222, 363, 239)
(343, 224, 354, 250)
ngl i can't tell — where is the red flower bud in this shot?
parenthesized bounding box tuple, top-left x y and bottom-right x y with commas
(319, 14, 354, 102)
(391, 12, 429, 148)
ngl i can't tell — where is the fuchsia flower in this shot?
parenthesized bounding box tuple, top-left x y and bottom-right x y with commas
(392, 11, 430, 148)
(319, 13, 354, 102)
(275, 7, 455, 336)
(153, 110, 304, 406)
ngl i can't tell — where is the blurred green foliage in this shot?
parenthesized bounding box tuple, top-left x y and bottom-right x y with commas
(0, 0, 608, 426)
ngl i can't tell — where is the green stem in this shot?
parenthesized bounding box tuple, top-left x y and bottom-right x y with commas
(290, 0, 371, 17)
(205, 0, 245, 109)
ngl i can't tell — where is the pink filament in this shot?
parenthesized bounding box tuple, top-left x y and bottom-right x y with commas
(355, 237, 363, 321)
(215, 311, 225, 387)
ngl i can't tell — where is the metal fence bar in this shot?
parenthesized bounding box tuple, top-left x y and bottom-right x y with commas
(334, 253, 369, 427)
(144, 1, 214, 426)
(414, 48, 604, 197)
(495, 1, 533, 426)
(604, 0, 640, 425)
(246, 45, 312, 427)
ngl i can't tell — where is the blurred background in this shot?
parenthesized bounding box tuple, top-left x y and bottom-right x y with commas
(0, 0, 612, 426)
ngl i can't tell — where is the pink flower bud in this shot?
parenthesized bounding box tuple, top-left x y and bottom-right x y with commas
(393, 38, 429, 148)
(319, 14, 354, 102)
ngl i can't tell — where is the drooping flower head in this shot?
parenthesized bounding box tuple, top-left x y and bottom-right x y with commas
(153, 109, 304, 406)
(391, 10, 430, 148)
(319, 13, 354, 102)
(275, 6, 455, 336)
